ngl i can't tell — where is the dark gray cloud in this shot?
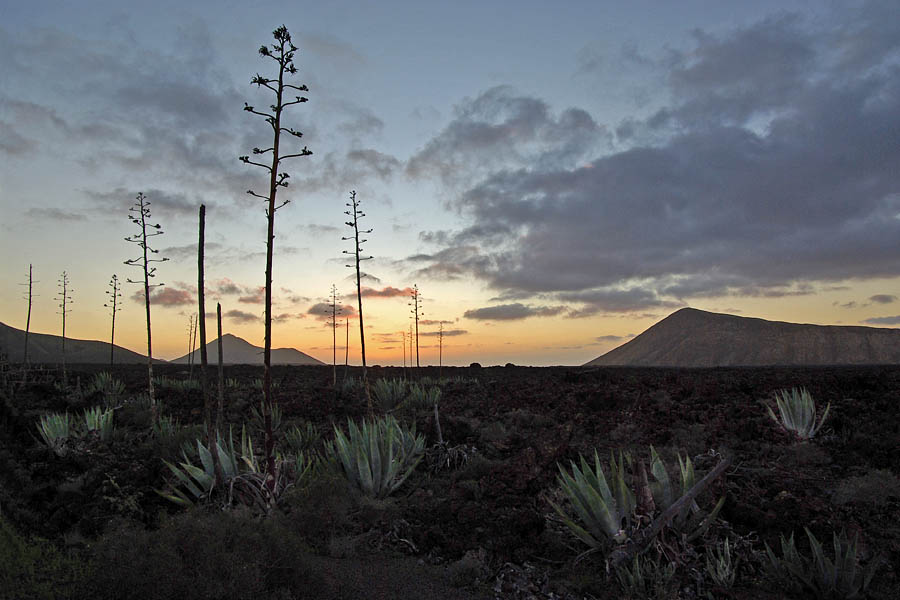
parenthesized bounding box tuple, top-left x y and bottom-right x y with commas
(407, 85, 608, 187)
(870, 294, 897, 304)
(861, 315, 900, 325)
(405, 5, 900, 315)
(360, 286, 414, 298)
(224, 309, 260, 323)
(463, 303, 566, 321)
(296, 148, 400, 195)
(88, 188, 203, 218)
(307, 302, 357, 321)
(420, 329, 467, 337)
(24, 207, 86, 221)
(130, 286, 194, 307)
(596, 335, 624, 342)
(419, 319, 455, 326)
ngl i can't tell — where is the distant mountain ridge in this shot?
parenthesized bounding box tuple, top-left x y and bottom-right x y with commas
(172, 333, 324, 365)
(585, 308, 900, 367)
(0, 321, 153, 364)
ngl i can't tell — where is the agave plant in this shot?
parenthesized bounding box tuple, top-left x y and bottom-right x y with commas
(766, 387, 831, 440)
(706, 538, 738, 589)
(37, 412, 71, 456)
(282, 421, 319, 455)
(372, 378, 408, 411)
(764, 528, 880, 599)
(159, 426, 257, 507)
(88, 371, 125, 406)
(152, 414, 179, 439)
(83, 406, 114, 441)
(648, 446, 724, 541)
(549, 450, 636, 549)
(325, 415, 424, 499)
(407, 383, 441, 410)
(250, 400, 283, 436)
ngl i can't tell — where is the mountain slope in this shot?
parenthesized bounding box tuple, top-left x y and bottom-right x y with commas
(0, 321, 153, 364)
(585, 308, 900, 367)
(171, 333, 324, 365)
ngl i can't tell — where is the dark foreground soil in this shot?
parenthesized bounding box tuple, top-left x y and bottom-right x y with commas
(1, 362, 898, 599)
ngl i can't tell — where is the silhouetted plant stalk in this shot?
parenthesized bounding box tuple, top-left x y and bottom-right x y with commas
(198, 204, 224, 486)
(343, 316, 349, 381)
(188, 313, 198, 380)
(410, 284, 421, 367)
(438, 322, 444, 379)
(55, 271, 72, 387)
(124, 191, 168, 423)
(216, 302, 225, 433)
(240, 25, 312, 486)
(20, 264, 37, 365)
(327, 284, 341, 386)
(342, 190, 374, 413)
(103, 274, 122, 367)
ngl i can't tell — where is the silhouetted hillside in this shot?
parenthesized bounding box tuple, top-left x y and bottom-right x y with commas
(0, 321, 153, 364)
(172, 333, 324, 365)
(586, 308, 900, 367)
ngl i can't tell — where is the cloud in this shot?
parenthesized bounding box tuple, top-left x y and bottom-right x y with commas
(238, 287, 265, 304)
(307, 302, 357, 321)
(870, 294, 897, 304)
(463, 303, 566, 321)
(296, 148, 401, 195)
(419, 319, 455, 325)
(596, 335, 624, 342)
(24, 207, 86, 221)
(402, 6, 900, 313)
(861, 315, 900, 325)
(224, 309, 260, 323)
(406, 85, 608, 187)
(273, 312, 305, 322)
(88, 188, 203, 218)
(420, 329, 468, 337)
(360, 286, 414, 298)
(130, 286, 194, 306)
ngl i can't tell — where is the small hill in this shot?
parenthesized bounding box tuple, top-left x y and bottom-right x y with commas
(172, 333, 324, 365)
(585, 307, 900, 367)
(0, 321, 153, 364)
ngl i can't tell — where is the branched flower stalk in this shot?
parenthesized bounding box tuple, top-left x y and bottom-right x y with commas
(409, 284, 422, 368)
(124, 191, 168, 422)
(326, 284, 342, 386)
(20, 264, 38, 365)
(55, 271, 72, 387)
(240, 25, 312, 486)
(342, 190, 374, 413)
(103, 274, 122, 367)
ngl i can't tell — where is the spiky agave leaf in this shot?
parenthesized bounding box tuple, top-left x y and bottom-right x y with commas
(550, 450, 634, 549)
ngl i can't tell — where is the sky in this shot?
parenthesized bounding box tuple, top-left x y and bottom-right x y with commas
(1, 0, 899, 366)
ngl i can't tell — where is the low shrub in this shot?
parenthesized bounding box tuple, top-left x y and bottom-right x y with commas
(0, 517, 87, 599)
(832, 469, 900, 506)
(85, 510, 320, 600)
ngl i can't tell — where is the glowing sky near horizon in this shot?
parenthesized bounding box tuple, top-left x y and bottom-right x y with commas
(1, 0, 899, 366)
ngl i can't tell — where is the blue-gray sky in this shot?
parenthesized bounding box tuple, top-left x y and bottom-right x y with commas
(1, 0, 899, 365)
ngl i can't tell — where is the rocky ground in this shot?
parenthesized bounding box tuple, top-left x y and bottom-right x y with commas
(1, 362, 898, 598)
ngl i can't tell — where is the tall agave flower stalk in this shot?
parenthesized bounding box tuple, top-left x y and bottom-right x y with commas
(240, 25, 312, 486)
